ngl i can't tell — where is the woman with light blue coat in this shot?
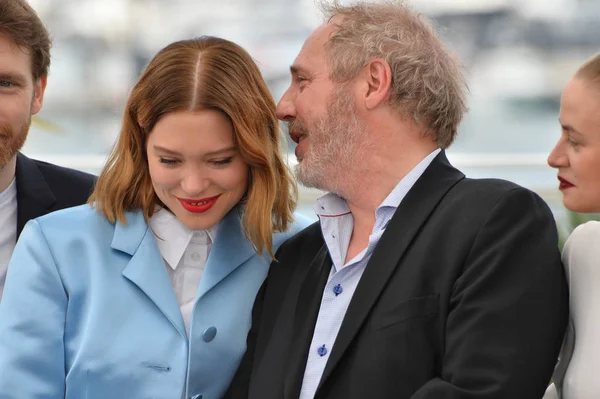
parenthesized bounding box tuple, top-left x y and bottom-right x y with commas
(0, 36, 310, 399)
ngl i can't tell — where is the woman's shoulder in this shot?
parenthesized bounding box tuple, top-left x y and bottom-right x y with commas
(562, 221, 600, 275)
(564, 220, 600, 250)
(14, 205, 118, 266)
(272, 212, 314, 247)
(34, 204, 110, 231)
(31, 204, 141, 244)
(290, 212, 314, 231)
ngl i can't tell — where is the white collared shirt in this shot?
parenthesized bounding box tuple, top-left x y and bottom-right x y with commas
(299, 148, 441, 399)
(0, 178, 17, 301)
(148, 208, 218, 337)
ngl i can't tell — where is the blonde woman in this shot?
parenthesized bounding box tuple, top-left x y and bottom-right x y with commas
(545, 52, 600, 399)
(0, 36, 309, 399)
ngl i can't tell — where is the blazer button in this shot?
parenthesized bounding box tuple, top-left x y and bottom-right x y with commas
(202, 326, 217, 342)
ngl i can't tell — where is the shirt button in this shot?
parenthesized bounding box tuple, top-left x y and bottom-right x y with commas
(317, 344, 328, 357)
(202, 326, 217, 342)
(333, 284, 343, 296)
(191, 252, 201, 261)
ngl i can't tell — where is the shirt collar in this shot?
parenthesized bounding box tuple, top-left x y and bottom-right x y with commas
(314, 148, 441, 219)
(314, 193, 351, 218)
(378, 148, 441, 210)
(148, 207, 218, 270)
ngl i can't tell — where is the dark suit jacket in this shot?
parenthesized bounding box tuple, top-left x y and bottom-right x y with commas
(226, 151, 568, 399)
(15, 152, 96, 237)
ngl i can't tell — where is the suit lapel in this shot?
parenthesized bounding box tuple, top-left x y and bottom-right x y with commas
(284, 244, 332, 399)
(15, 153, 56, 237)
(196, 207, 256, 299)
(316, 151, 465, 392)
(114, 210, 187, 339)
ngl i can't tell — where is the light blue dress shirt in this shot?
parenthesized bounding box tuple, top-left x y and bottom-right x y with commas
(299, 148, 441, 399)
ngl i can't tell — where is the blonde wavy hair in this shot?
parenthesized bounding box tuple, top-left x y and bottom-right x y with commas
(89, 36, 297, 257)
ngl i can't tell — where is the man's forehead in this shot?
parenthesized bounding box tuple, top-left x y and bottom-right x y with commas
(0, 31, 31, 55)
(305, 20, 338, 50)
(293, 20, 338, 67)
(0, 32, 35, 79)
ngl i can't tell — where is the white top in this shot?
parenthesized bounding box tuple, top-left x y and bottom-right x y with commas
(544, 221, 600, 399)
(148, 208, 217, 337)
(299, 149, 441, 399)
(0, 178, 17, 301)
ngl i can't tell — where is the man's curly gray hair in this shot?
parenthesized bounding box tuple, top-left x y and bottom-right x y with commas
(319, 0, 468, 148)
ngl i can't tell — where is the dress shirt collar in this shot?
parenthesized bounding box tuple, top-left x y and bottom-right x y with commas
(314, 148, 441, 219)
(314, 148, 441, 271)
(148, 207, 218, 270)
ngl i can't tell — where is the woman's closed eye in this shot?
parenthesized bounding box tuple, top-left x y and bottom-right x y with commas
(159, 157, 179, 165)
(566, 133, 583, 149)
(211, 157, 233, 167)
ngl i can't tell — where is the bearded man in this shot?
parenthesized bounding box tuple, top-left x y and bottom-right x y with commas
(226, 2, 568, 398)
(0, 0, 95, 299)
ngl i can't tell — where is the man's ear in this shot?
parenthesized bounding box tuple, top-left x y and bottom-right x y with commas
(31, 74, 48, 115)
(363, 58, 392, 110)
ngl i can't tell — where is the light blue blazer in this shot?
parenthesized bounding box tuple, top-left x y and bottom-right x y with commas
(0, 204, 310, 399)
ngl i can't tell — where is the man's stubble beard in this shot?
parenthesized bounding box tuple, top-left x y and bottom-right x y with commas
(0, 117, 30, 172)
(295, 88, 368, 199)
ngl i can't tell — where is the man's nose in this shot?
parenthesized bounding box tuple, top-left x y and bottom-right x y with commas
(276, 87, 296, 122)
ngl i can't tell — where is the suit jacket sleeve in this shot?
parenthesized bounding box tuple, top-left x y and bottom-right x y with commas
(0, 220, 67, 398)
(410, 188, 568, 398)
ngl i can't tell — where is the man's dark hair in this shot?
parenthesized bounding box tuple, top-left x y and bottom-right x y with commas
(0, 0, 51, 79)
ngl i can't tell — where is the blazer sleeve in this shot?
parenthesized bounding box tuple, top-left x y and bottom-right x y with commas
(410, 188, 569, 399)
(0, 220, 67, 398)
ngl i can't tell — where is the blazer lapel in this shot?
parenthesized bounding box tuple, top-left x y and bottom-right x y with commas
(316, 151, 465, 392)
(114, 211, 187, 339)
(15, 152, 56, 237)
(284, 243, 332, 399)
(196, 207, 256, 299)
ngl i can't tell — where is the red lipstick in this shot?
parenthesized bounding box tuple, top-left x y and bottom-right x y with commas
(558, 177, 574, 191)
(177, 194, 221, 213)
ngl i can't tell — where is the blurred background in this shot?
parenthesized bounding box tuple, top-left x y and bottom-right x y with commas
(24, 0, 600, 235)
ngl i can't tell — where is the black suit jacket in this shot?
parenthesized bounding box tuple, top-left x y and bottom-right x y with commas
(15, 152, 96, 237)
(227, 151, 568, 399)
